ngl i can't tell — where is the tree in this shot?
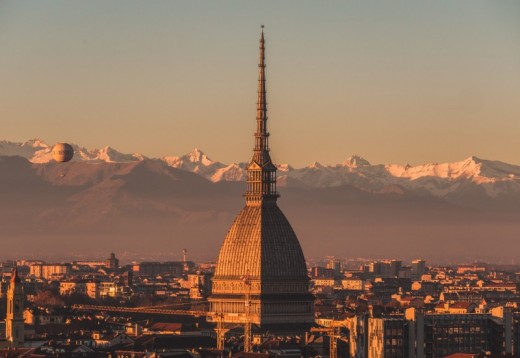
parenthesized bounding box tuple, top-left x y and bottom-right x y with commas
(32, 290, 65, 308)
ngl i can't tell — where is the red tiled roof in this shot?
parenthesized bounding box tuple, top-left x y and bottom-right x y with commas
(147, 322, 183, 332)
(449, 302, 474, 309)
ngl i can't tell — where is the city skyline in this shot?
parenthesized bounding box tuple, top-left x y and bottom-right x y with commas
(3, 250, 520, 357)
(3, 3, 520, 357)
(1, 1, 520, 167)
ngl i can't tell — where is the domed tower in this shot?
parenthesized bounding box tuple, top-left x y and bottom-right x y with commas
(209, 29, 314, 332)
(6, 268, 24, 347)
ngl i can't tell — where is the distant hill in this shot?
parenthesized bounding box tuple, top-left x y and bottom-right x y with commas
(1, 150, 519, 263)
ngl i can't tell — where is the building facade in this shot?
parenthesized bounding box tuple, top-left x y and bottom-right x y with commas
(105, 252, 119, 269)
(29, 263, 71, 279)
(350, 308, 513, 358)
(59, 279, 99, 300)
(367, 316, 411, 358)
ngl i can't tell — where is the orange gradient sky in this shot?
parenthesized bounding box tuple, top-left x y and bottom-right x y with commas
(1, 1, 519, 167)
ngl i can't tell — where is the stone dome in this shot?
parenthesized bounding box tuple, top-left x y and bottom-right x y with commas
(214, 203, 308, 281)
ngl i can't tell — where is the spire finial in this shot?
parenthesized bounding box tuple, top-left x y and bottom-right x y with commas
(256, 28, 267, 150)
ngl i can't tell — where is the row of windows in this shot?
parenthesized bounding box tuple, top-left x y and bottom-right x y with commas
(385, 328, 404, 336)
(248, 171, 276, 181)
(211, 301, 259, 314)
(246, 182, 277, 195)
(211, 301, 312, 314)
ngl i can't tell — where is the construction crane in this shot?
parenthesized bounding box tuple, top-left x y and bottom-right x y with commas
(242, 275, 252, 352)
(310, 320, 346, 358)
(71, 304, 206, 316)
(213, 313, 227, 351)
(329, 325, 340, 358)
(75, 304, 233, 352)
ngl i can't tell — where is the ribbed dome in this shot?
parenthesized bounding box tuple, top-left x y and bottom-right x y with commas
(214, 203, 308, 281)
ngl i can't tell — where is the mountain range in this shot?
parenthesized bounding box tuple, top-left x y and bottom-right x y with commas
(3, 139, 520, 202)
(1, 139, 519, 262)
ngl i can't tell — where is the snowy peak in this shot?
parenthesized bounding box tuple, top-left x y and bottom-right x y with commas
(467, 155, 483, 163)
(277, 163, 293, 172)
(24, 138, 50, 149)
(162, 148, 215, 168)
(342, 155, 371, 168)
(210, 163, 247, 182)
(186, 148, 214, 166)
(70, 145, 143, 163)
(161, 148, 225, 178)
(462, 156, 520, 181)
(91, 146, 143, 163)
(307, 161, 325, 169)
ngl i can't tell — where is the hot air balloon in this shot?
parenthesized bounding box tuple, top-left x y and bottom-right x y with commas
(52, 143, 74, 162)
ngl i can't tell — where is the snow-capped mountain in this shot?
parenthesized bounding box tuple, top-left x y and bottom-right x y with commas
(0, 139, 50, 161)
(211, 163, 247, 182)
(0, 139, 144, 163)
(2, 139, 520, 200)
(161, 148, 228, 178)
(280, 155, 520, 198)
(343, 155, 371, 168)
(79, 146, 146, 163)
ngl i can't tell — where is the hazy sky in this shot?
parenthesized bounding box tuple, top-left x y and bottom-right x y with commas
(1, 1, 519, 167)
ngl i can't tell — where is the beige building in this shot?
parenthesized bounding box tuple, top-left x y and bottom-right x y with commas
(92, 332, 134, 348)
(342, 278, 364, 291)
(188, 272, 211, 299)
(29, 263, 71, 279)
(434, 302, 477, 314)
(60, 280, 99, 300)
(24, 308, 64, 326)
(312, 278, 337, 287)
(98, 281, 120, 298)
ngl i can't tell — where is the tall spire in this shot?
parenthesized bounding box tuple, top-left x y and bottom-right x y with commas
(246, 27, 278, 205)
(7, 266, 24, 348)
(255, 25, 268, 154)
